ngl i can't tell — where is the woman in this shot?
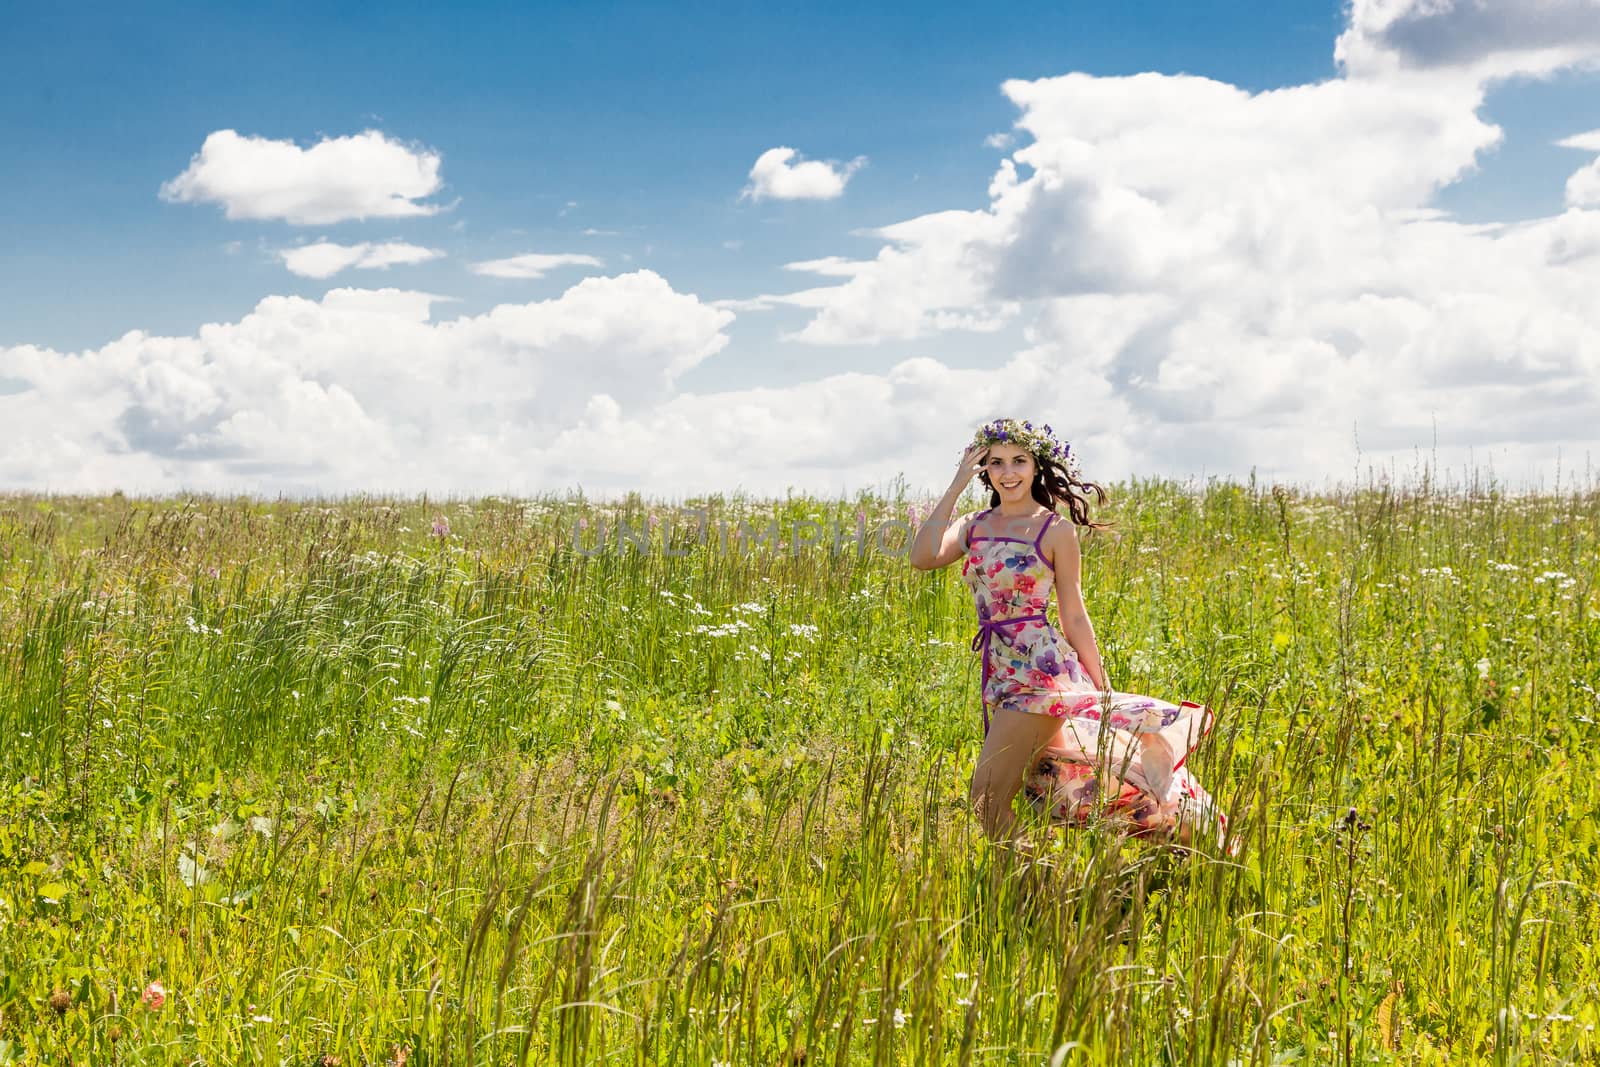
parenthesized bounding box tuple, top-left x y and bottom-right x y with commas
(909, 418, 1224, 848)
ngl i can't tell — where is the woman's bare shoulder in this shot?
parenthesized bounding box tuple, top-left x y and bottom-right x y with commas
(1042, 512, 1081, 564)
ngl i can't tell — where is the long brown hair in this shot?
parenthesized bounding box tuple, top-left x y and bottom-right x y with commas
(979, 449, 1109, 529)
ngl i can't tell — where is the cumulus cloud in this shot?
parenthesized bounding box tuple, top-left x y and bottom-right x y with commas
(0, 272, 732, 493)
(279, 241, 442, 279)
(1335, 0, 1600, 80)
(742, 147, 865, 201)
(160, 129, 446, 225)
(1568, 158, 1600, 207)
(11, 0, 1600, 495)
(1561, 131, 1600, 207)
(714, 0, 1600, 480)
(470, 253, 605, 279)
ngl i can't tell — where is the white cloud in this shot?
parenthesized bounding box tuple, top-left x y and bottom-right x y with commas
(1560, 131, 1600, 207)
(985, 132, 1016, 149)
(1335, 0, 1600, 80)
(469, 253, 605, 279)
(742, 147, 865, 201)
(711, 2, 1600, 480)
(783, 256, 876, 277)
(1557, 129, 1600, 151)
(1568, 157, 1600, 207)
(279, 241, 442, 279)
(160, 129, 446, 225)
(0, 272, 734, 493)
(10, 0, 1600, 495)
(708, 285, 841, 313)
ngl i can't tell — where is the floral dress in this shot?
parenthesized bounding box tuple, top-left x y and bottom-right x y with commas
(962, 507, 1226, 843)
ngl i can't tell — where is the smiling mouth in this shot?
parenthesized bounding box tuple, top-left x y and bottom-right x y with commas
(999, 480, 1022, 489)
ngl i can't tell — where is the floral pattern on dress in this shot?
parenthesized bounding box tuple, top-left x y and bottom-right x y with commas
(961, 507, 1228, 846)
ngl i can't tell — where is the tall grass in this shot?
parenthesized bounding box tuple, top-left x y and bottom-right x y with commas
(1, 475, 1597, 1064)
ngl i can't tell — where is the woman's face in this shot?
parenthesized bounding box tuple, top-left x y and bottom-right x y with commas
(982, 444, 1035, 503)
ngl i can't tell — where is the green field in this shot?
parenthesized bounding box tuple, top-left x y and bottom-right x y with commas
(2, 478, 1598, 1065)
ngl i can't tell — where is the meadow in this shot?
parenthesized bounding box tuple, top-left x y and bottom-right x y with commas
(1, 474, 1597, 1065)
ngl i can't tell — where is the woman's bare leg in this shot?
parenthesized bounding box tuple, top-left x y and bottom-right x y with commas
(969, 708, 1069, 841)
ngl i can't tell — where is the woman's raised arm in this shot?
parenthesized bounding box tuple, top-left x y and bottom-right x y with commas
(909, 443, 986, 570)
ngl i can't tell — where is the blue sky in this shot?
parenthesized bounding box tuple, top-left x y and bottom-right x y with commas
(6, 2, 1352, 353)
(4, 0, 1600, 494)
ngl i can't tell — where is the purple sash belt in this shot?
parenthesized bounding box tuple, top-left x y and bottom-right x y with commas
(970, 613, 1049, 734)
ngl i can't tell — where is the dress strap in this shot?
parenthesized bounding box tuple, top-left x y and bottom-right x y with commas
(964, 507, 995, 549)
(1031, 511, 1056, 555)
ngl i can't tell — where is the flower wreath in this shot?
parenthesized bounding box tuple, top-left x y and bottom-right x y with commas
(971, 418, 1081, 479)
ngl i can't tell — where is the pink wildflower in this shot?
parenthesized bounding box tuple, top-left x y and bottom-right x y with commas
(142, 980, 166, 1011)
(430, 516, 450, 539)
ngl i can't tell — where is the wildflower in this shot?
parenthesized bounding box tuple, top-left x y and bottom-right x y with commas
(142, 980, 166, 1011)
(1476, 657, 1491, 680)
(48, 988, 72, 1014)
(430, 515, 450, 539)
(970, 418, 1079, 477)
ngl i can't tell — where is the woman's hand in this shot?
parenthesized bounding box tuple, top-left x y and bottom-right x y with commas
(951, 442, 987, 490)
